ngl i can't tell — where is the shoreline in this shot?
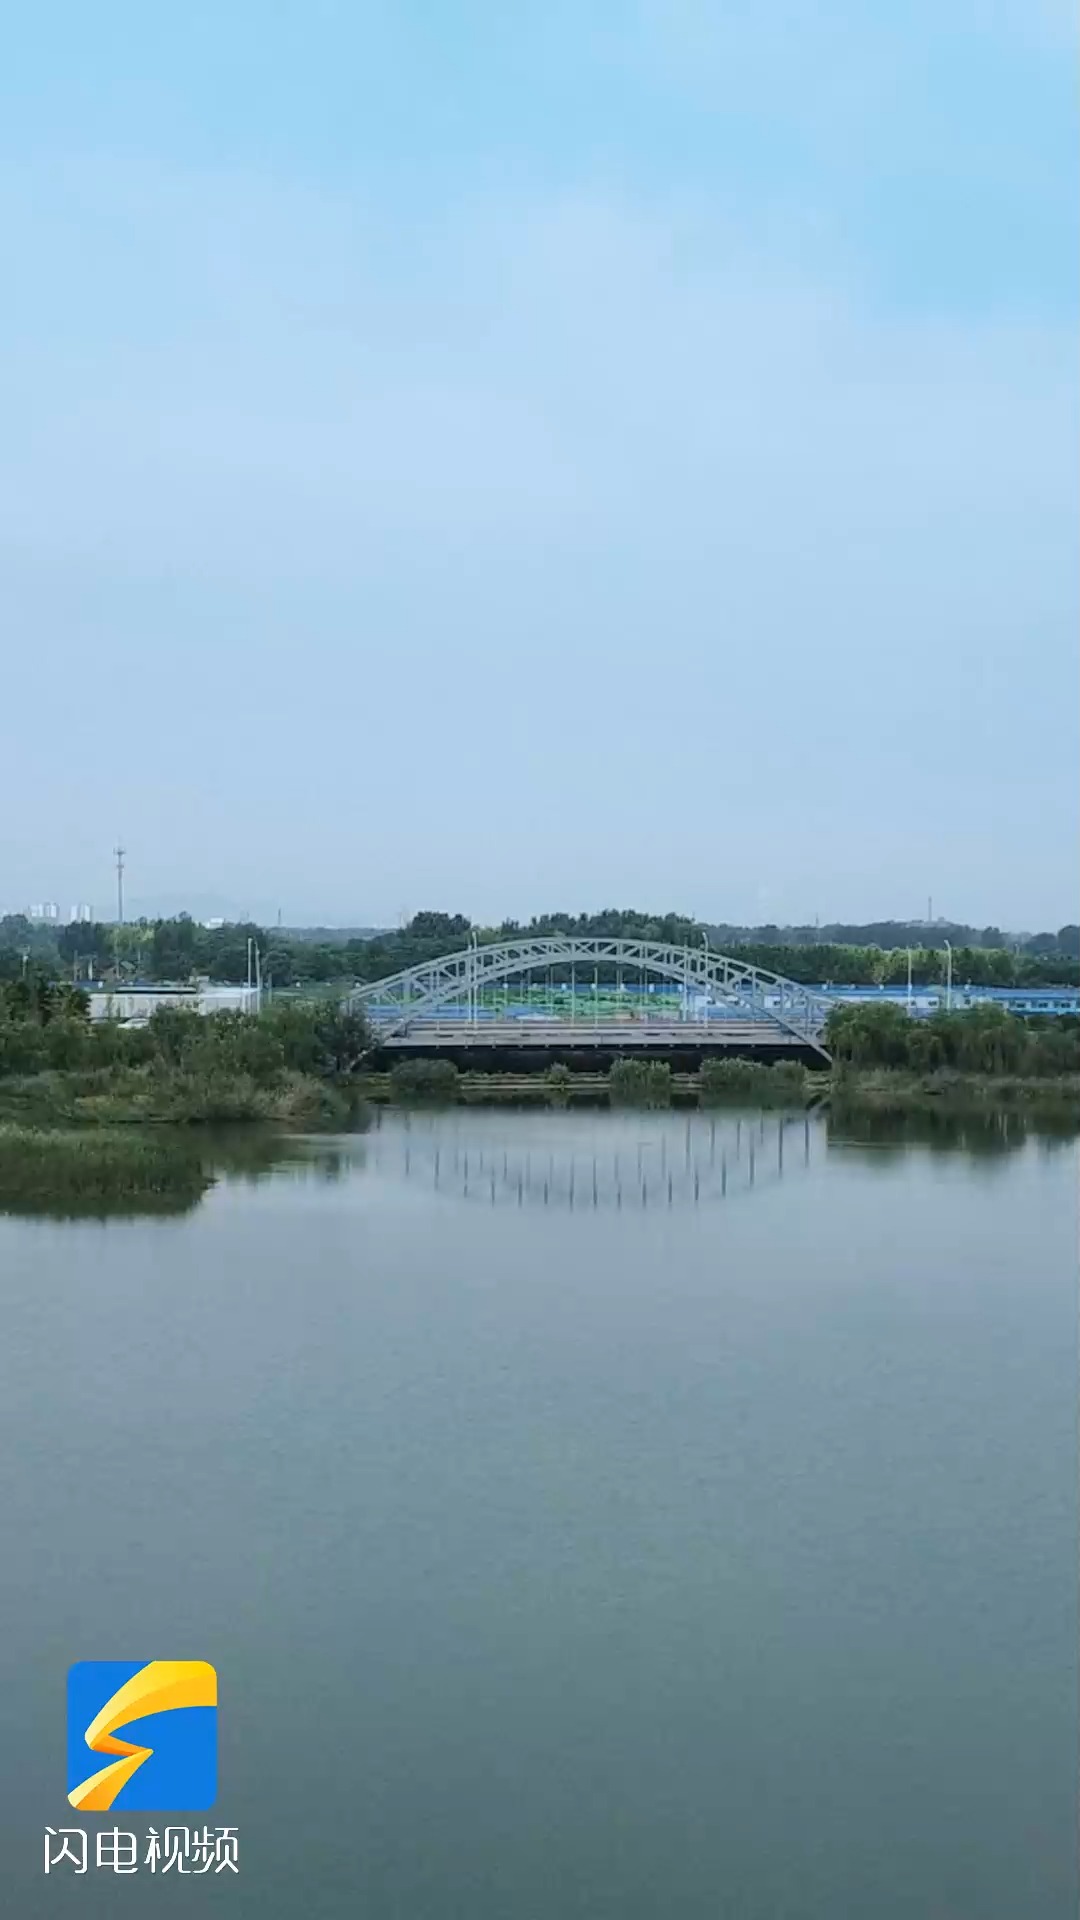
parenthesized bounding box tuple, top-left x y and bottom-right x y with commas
(354, 1066, 1080, 1110)
(0, 1063, 1077, 1133)
(1, 1069, 1075, 1217)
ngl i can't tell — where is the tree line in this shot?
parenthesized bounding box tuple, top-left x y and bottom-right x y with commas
(0, 977, 371, 1083)
(1, 907, 1077, 991)
(2, 974, 1077, 1092)
(826, 1002, 1080, 1077)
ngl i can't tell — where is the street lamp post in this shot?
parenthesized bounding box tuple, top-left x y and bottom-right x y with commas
(700, 931, 709, 1023)
(906, 946, 913, 1013)
(943, 939, 953, 1012)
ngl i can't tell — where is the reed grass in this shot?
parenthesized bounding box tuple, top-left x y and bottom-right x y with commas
(0, 1125, 211, 1216)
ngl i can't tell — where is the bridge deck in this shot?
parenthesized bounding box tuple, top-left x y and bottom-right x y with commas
(371, 1019, 828, 1062)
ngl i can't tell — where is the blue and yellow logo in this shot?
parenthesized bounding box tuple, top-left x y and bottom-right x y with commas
(67, 1662, 217, 1811)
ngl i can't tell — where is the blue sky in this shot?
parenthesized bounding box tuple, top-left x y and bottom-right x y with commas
(1, 2, 1075, 928)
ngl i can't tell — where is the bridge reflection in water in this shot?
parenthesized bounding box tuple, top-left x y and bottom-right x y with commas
(362, 1107, 815, 1213)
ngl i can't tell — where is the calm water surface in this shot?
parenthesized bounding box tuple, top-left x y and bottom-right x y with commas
(2, 1106, 1076, 1917)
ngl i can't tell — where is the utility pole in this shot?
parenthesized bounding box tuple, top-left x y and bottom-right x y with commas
(468, 929, 478, 1026)
(113, 844, 127, 982)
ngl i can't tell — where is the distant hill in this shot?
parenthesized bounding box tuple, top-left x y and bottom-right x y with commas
(279, 926, 387, 945)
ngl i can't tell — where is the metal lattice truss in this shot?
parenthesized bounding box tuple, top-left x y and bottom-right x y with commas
(347, 938, 833, 1055)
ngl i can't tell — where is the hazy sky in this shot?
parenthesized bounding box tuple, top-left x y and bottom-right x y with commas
(2, 2, 1076, 929)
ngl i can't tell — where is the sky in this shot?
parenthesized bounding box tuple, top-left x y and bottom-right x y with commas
(1, 1, 1076, 930)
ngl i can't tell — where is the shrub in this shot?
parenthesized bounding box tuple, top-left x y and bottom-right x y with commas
(42, 1017, 95, 1072)
(1028, 1024, 1080, 1076)
(87, 1020, 155, 1069)
(0, 1022, 48, 1078)
(155, 1073, 273, 1124)
(388, 1058, 460, 1102)
(608, 1059, 648, 1101)
(698, 1058, 762, 1097)
(544, 1063, 572, 1101)
(268, 1073, 352, 1128)
(643, 1062, 673, 1105)
(698, 1058, 807, 1104)
(608, 1058, 671, 1106)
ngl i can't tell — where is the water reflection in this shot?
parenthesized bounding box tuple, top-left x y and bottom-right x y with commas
(2, 1099, 1075, 1223)
(365, 1107, 814, 1212)
(828, 1099, 1080, 1157)
(0, 1186, 208, 1223)
(0, 1125, 365, 1224)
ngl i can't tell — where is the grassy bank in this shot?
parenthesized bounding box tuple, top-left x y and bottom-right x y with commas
(3, 1058, 1076, 1126)
(0, 1125, 212, 1216)
(0, 1065, 355, 1130)
(355, 1059, 1080, 1114)
(830, 1067, 1080, 1112)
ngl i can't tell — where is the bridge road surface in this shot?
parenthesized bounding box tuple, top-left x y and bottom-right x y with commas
(372, 1019, 826, 1059)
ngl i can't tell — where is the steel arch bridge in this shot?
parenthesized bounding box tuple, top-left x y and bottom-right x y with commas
(346, 938, 834, 1060)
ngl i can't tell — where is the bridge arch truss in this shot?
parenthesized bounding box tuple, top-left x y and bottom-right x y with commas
(346, 938, 833, 1059)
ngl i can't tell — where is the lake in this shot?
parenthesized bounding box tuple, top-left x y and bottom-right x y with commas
(2, 1104, 1076, 1916)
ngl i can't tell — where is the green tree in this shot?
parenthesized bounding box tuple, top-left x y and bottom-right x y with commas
(825, 1003, 913, 1068)
(151, 914, 203, 980)
(265, 1003, 372, 1077)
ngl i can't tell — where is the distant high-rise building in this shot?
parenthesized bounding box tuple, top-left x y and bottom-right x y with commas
(27, 903, 60, 922)
(68, 904, 94, 923)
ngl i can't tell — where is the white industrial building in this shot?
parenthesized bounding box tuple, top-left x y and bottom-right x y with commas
(87, 984, 258, 1025)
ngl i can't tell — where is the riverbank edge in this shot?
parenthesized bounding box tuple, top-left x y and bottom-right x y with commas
(0, 1067, 354, 1129)
(0, 1064, 1077, 1127)
(360, 1067, 1080, 1112)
